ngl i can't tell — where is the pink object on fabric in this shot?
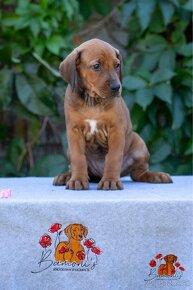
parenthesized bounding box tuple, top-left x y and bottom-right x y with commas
(0, 189, 11, 198)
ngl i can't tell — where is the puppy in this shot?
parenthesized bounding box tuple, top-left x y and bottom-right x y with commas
(158, 254, 177, 276)
(55, 224, 88, 263)
(54, 38, 172, 190)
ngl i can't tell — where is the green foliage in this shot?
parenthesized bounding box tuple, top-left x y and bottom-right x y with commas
(29, 154, 68, 176)
(0, 0, 192, 177)
(121, 0, 192, 175)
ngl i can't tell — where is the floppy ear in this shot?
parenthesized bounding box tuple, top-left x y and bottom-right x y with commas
(115, 48, 122, 83)
(164, 255, 168, 262)
(65, 224, 72, 239)
(173, 255, 178, 262)
(59, 49, 80, 91)
(83, 226, 88, 238)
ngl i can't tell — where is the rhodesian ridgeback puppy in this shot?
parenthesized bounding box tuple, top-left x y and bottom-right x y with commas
(158, 254, 177, 276)
(54, 38, 172, 190)
(55, 224, 88, 263)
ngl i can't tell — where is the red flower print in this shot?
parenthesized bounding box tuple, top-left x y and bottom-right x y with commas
(175, 262, 180, 267)
(39, 234, 52, 248)
(48, 223, 62, 233)
(76, 250, 86, 260)
(149, 259, 156, 267)
(91, 247, 101, 255)
(155, 253, 162, 259)
(179, 266, 185, 271)
(83, 239, 95, 248)
(59, 246, 69, 254)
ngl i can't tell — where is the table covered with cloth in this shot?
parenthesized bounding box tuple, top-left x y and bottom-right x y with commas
(0, 176, 192, 290)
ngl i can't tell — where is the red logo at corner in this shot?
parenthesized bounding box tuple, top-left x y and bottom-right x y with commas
(145, 253, 185, 281)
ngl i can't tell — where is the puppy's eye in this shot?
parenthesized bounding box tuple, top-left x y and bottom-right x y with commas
(115, 63, 120, 69)
(92, 63, 101, 71)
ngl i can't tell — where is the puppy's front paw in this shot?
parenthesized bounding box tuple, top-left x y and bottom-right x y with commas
(97, 179, 123, 190)
(66, 178, 89, 190)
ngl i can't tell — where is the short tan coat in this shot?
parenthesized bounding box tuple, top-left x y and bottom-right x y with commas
(54, 39, 172, 190)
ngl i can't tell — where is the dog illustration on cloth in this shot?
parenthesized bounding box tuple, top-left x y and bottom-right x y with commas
(158, 254, 178, 276)
(55, 223, 88, 263)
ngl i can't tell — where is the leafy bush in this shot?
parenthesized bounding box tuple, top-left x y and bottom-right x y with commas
(121, 0, 192, 174)
(0, 0, 192, 177)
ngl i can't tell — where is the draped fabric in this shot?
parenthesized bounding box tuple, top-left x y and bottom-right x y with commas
(0, 177, 192, 290)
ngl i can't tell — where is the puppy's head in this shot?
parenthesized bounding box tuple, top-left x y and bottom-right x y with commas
(59, 38, 122, 99)
(65, 224, 88, 241)
(164, 254, 178, 264)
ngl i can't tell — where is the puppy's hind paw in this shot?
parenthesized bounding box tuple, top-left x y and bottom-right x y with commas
(53, 172, 71, 186)
(131, 171, 173, 183)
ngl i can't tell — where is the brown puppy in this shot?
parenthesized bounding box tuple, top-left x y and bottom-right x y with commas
(54, 38, 172, 190)
(55, 224, 88, 263)
(158, 254, 178, 276)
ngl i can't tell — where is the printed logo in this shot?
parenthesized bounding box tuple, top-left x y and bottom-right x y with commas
(145, 253, 185, 282)
(144, 253, 191, 288)
(31, 223, 102, 274)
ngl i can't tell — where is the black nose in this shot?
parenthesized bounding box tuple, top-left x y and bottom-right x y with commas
(110, 83, 120, 92)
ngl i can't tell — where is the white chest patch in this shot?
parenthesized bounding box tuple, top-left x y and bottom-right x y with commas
(86, 119, 98, 135)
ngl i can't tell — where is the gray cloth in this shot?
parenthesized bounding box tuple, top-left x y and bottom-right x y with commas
(0, 176, 192, 290)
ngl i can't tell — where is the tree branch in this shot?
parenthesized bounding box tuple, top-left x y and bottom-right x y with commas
(76, 1, 125, 37)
